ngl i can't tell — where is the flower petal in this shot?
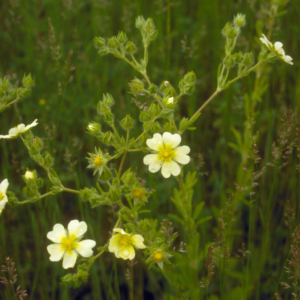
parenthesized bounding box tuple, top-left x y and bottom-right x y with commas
(143, 154, 163, 173)
(68, 220, 87, 237)
(47, 224, 67, 243)
(0, 135, 12, 139)
(282, 55, 293, 65)
(62, 251, 77, 269)
(161, 161, 181, 178)
(8, 128, 19, 137)
(109, 234, 121, 253)
(174, 154, 190, 165)
(131, 235, 146, 249)
(162, 132, 181, 148)
(146, 133, 163, 151)
(0, 179, 9, 194)
(24, 119, 38, 131)
(0, 200, 8, 210)
(77, 240, 96, 257)
(47, 244, 65, 261)
(260, 34, 272, 49)
(117, 246, 135, 260)
(113, 228, 126, 234)
(174, 145, 190, 155)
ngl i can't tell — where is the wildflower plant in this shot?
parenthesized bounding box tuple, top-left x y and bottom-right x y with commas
(0, 7, 296, 299)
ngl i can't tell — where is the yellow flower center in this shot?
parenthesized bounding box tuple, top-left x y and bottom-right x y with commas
(0, 192, 4, 201)
(93, 156, 104, 168)
(61, 234, 79, 253)
(152, 250, 164, 263)
(14, 126, 19, 129)
(132, 189, 144, 200)
(119, 235, 132, 247)
(158, 145, 175, 162)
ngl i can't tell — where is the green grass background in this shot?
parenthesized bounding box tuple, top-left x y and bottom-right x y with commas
(0, 0, 300, 299)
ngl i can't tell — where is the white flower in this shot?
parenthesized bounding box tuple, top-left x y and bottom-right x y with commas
(143, 132, 190, 178)
(47, 220, 96, 269)
(168, 97, 174, 104)
(108, 228, 146, 260)
(24, 170, 35, 181)
(0, 119, 38, 139)
(0, 179, 9, 216)
(260, 34, 293, 65)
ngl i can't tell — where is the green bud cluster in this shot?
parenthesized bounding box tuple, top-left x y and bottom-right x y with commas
(22, 169, 43, 199)
(129, 78, 144, 94)
(0, 75, 33, 112)
(179, 71, 196, 95)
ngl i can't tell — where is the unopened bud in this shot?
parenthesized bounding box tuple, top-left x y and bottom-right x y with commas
(98, 46, 109, 56)
(0, 78, 12, 92)
(120, 115, 134, 130)
(98, 165, 112, 181)
(117, 31, 127, 44)
(139, 111, 151, 122)
(136, 16, 146, 29)
(233, 13, 246, 27)
(147, 103, 161, 117)
(149, 84, 158, 94)
(183, 71, 196, 84)
(242, 52, 254, 67)
(149, 29, 158, 41)
(87, 122, 101, 136)
(150, 121, 161, 133)
(97, 101, 110, 115)
(22, 74, 35, 88)
(125, 41, 137, 54)
(17, 87, 31, 98)
(107, 36, 119, 49)
(143, 18, 155, 32)
(103, 93, 114, 106)
(43, 152, 54, 167)
(94, 36, 106, 48)
(223, 55, 236, 68)
(24, 170, 36, 182)
(129, 78, 144, 94)
(101, 131, 116, 145)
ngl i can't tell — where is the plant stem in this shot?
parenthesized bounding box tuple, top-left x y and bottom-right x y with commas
(19, 191, 54, 205)
(93, 248, 106, 261)
(118, 151, 127, 178)
(62, 187, 80, 194)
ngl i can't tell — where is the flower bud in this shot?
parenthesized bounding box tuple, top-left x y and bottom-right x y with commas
(258, 49, 268, 62)
(139, 111, 151, 122)
(150, 121, 161, 133)
(162, 97, 175, 108)
(17, 87, 31, 98)
(143, 18, 155, 32)
(43, 151, 54, 167)
(233, 13, 246, 27)
(98, 165, 112, 181)
(31, 136, 44, 150)
(98, 46, 110, 56)
(87, 122, 101, 136)
(23, 185, 37, 198)
(163, 122, 173, 133)
(97, 101, 110, 115)
(178, 80, 195, 95)
(117, 31, 127, 44)
(125, 41, 137, 54)
(121, 170, 136, 185)
(233, 52, 243, 64)
(149, 83, 158, 94)
(103, 93, 114, 106)
(242, 52, 254, 67)
(104, 111, 114, 124)
(22, 74, 35, 88)
(24, 169, 36, 182)
(183, 71, 196, 84)
(0, 78, 12, 92)
(107, 36, 119, 49)
(94, 36, 106, 48)
(109, 186, 120, 202)
(129, 78, 144, 94)
(149, 29, 158, 41)
(135, 16, 146, 29)
(227, 26, 240, 40)
(101, 131, 116, 145)
(147, 103, 161, 117)
(120, 115, 134, 130)
(223, 55, 236, 68)
(164, 87, 177, 98)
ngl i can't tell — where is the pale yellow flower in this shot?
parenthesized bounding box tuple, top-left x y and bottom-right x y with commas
(47, 220, 96, 269)
(260, 34, 293, 65)
(108, 228, 146, 260)
(0, 179, 9, 215)
(0, 119, 38, 139)
(143, 132, 190, 178)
